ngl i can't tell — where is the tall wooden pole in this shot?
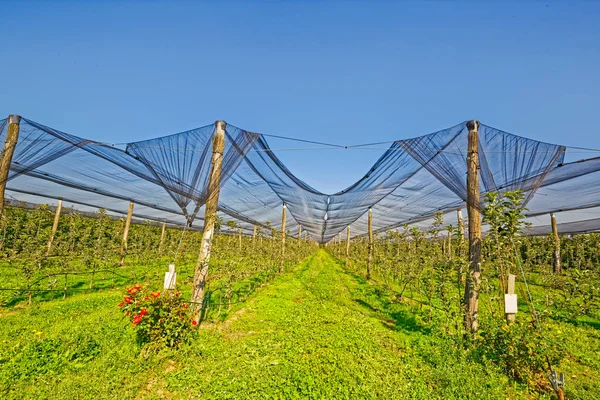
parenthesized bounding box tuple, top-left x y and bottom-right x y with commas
(464, 120, 482, 333)
(298, 225, 302, 240)
(0, 115, 21, 217)
(159, 220, 167, 255)
(280, 203, 287, 273)
(119, 201, 134, 266)
(191, 121, 226, 322)
(551, 212, 562, 274)
(457, 209, 465, 246)
(367, 207, 373, 280)
(46, 199, 63, 256)
(253, 225, 257, 244)
(345, 226, 351, 266)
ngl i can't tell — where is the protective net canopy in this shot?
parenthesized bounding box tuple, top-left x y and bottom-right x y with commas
(1, 116, 600, 243)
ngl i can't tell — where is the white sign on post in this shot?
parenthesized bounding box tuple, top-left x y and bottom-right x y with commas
(504, 293, 518, 314)
(164, 264, 177, 290)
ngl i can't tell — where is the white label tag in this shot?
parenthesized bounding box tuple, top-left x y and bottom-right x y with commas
(505, 294, 518, 314)
(164, 271, 177, 290)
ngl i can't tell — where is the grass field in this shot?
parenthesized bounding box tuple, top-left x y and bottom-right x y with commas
(1, 249, 599, 399)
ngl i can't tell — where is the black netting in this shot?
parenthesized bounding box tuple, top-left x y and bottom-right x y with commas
(1, 115, 599, 243)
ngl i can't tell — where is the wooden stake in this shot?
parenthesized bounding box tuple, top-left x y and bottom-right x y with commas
(505, 274, 516, 323)
(253, 225, 257, 244)
(191, 121, 226, 322)
(159, 220, 167, 255)
(464, 120, 482, 333)
(0, 115, 21, 217)
(46, 199, 63, 256)
(396, 228, 400, 258)
(457, 209, 465, 247)
(551, 212, 562, 274)
(119, 201, 134, 266)
(345, 226, 350, 266)
(367, 207, 373, 280)
(298, 225, 302, 240)
(447, 228, 453, 260)
(280, 203, 287, 273)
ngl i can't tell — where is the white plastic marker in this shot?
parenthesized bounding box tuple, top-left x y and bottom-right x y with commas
(164, 264, 177, 290)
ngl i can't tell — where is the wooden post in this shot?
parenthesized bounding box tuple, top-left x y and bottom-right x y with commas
(367, 207, 373, 280)
(280, 203, 286, 273)
(46, 199, 63, 256)
(464, 120, 482, 333)
(457, 209, 465, 246)
(551, 213, 562, 274)
(505, 274, 516, 323)
(298, 225, 302, 240)
(0, 115, 21, 216)
(159, 220, 167, 255)
(119, 201, 134, 266)
(447, 228, 453, 260)
(345, 226, 351, 266)
(191, 120, 226, 322)
(253, 225, 257, 244)
(396, 228, 400, 258)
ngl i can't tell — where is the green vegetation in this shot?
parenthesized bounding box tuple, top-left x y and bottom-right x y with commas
(1, 197, 600, 399)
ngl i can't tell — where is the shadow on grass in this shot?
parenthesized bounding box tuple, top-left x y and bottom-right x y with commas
(327, 255, 432, 336)
(566, 317, 600, 331)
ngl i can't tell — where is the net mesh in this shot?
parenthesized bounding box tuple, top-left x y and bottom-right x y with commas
(1, 116, 599, 243)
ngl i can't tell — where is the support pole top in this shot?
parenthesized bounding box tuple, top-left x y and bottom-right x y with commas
(466, 120, 480, 131)
(8, 115, 21, 124)
(215, 120, 227, 130)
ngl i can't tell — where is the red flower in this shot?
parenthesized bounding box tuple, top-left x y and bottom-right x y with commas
(175, 291, 181, 296)
(132, 314, 143, 326)
(127, 287, 138, 295)
(134, 284, 142, 289)
(118, 301, 125, 307)
(140, 308, 149, 316)
(144, 296, 149, 300)
(126, 311, 131, 316)
(192, 320, 198, 326)
(124, 296, 133, 304)
(183, 304, 189, 309)
(151, 291, 161, 298)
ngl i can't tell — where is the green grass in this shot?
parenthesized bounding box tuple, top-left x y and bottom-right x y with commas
(1, 249, 598, 399)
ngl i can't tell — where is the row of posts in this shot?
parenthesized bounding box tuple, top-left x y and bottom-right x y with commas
(0, 116, 564, 325)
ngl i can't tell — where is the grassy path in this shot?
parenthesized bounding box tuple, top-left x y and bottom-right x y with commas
(2, 249, 526, 399)
(159, 250, 514, 399)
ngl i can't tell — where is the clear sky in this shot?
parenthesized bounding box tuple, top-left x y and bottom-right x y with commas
(1, 1, 599, 193)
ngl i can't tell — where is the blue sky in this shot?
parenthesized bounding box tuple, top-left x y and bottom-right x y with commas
(1, 1, 599, 193)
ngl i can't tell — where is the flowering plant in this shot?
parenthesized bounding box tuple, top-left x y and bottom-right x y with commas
(118, 284, 196, 347)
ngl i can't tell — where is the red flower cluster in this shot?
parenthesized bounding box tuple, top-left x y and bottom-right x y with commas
(132, 314, 143, 326)
(127, 284, 143, 295)
(118, 284, 196, 347)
